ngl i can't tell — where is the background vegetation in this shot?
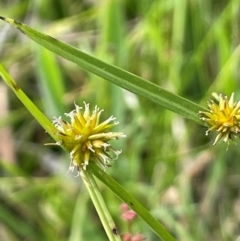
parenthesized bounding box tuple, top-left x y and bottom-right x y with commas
(0, 0, 240, 240)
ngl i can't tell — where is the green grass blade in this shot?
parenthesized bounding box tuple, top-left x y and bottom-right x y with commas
(35, 46, 66, 117)
(97, 0, 126, 121)
(89, 163, 177, 241)
(169, 0, 187, 92)
(0, 204, 39, 240)
(0, 63, 58, 141)
(0, 16, 206, 125)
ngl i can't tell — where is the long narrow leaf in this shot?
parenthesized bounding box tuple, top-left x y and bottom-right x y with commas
(0, 64, 58, 140)
(89, 163, 176, 241)
(35, 46, 66, 117)
(0, 16, 206, 125)
(0, 64, 175, 240)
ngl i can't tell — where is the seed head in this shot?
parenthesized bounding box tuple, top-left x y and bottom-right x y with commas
(199, 93, 240, 146)
(48, 102, 126, 176)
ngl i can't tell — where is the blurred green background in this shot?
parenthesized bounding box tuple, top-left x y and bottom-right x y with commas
(0, 0, 240, 240)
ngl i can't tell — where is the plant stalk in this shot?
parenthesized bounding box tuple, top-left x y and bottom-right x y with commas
(81, 169, 122, 241)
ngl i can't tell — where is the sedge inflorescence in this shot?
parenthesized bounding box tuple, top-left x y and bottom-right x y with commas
(49, 102, 126, 175)
(199, 93, 240, 146)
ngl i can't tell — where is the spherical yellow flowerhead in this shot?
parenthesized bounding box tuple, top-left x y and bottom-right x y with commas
(199, 93, 240, 146)
(51, 102, 126, 175)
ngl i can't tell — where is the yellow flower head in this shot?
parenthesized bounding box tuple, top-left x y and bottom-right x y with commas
(199, 93, 240, 146)
(50, 102, 126, 175)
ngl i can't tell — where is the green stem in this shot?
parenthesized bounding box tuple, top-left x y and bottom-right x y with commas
(81, 169, 122, 241)
(89, 163, 176, 241)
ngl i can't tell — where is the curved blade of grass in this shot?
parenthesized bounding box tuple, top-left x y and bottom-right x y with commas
(89, 163, 177, 241)
(0, 63, 58, 140)
(35, 46, 66, 117)
(0, 64, 175, 241)
(0, 16, 206, 125)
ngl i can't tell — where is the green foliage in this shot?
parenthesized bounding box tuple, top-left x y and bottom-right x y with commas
(0, 0, 240, 240)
